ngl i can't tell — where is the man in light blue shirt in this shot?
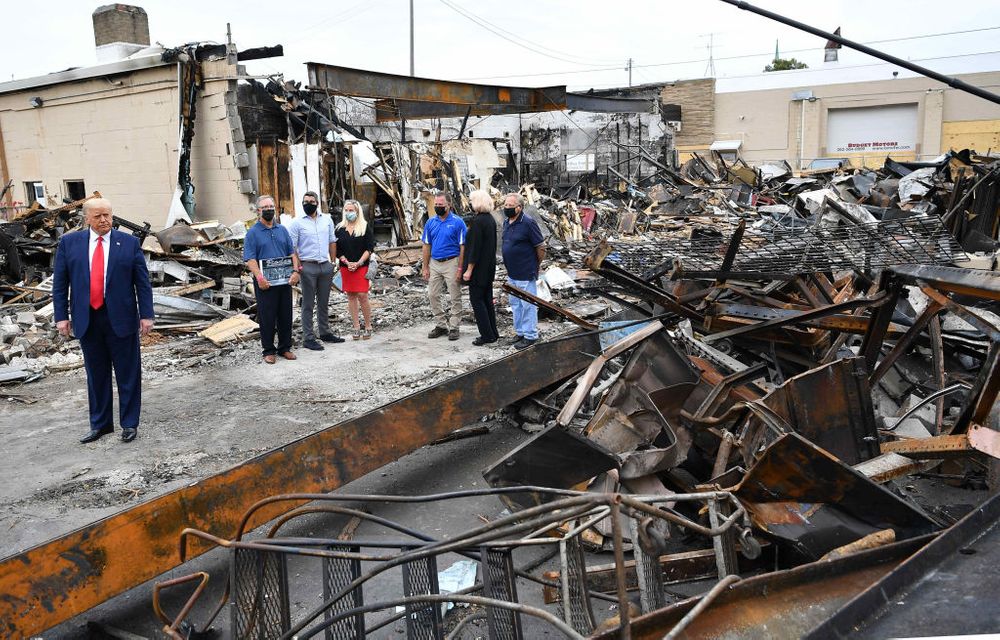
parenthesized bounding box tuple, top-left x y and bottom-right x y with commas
(289, 191, 344, 350)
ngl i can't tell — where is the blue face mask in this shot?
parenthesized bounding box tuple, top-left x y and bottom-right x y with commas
(345, 211, 358, 222)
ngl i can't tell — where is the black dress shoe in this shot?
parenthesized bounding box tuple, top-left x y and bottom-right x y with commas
(319, 333, 345, 343)
(303, 339, 325, 351)
(472, 336, 497, 346)
(80, 426, 113, 443)
(121, 428, 137, 443)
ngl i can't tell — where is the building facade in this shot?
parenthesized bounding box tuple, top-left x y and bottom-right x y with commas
(662, 52, 1000, 169)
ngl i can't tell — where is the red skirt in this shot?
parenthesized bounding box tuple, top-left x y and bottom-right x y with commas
(341, 265, 370, 292)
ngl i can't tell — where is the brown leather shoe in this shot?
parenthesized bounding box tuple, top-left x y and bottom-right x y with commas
(263, 354, 277, 364)
(280, 351, 297, 360)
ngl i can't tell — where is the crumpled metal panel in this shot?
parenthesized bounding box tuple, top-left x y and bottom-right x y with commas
(585, 333, 701, 479)
(742, 357, 879, 466)
(736, 433, 938, 561)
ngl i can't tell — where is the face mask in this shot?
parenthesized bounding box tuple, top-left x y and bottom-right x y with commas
(434, 205, 447, 216)
(303, 202, 318, 216)
(261, 208, 276, 222)
(503, 207, 518, 218)
(345, 211, 358, 222)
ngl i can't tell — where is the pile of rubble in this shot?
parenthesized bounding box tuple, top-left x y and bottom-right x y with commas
(472, 187, 1000, 633)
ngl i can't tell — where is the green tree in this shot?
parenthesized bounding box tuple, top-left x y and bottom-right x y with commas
(764, 57, 809, 72)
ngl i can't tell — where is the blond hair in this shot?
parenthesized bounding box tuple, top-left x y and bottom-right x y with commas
(337, 199, 368, 237)
(469, 189, 493, 213)
(82, 197, 113, 214)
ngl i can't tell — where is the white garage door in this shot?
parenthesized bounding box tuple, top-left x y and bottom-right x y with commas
(827, 104, 918, 154)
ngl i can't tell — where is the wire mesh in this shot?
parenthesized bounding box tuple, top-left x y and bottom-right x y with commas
(401, 555, 443, 640)
(322, 544, 365, 640)
(603, 215, 964, 277)
(231, 547, 290, 640)
(482, 548, 523, 640)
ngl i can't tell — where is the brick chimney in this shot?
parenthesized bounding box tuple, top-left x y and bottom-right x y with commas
(93, 4, 150, 63)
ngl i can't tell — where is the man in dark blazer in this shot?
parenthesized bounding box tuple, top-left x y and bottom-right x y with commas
(52, 198, 154, 443)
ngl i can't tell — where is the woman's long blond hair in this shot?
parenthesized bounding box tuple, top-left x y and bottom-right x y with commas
(337, 200, 367, 237)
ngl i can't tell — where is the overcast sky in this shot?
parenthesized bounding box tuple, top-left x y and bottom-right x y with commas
(3, 1, 1000, 90)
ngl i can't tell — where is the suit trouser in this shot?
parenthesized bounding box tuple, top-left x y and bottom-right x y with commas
(467, 284, 498, 341)
(300, 261, 334, 341)
(428, 257, 462, 330)
(255, 283, 293, 355)
(79, 305, 141, 430)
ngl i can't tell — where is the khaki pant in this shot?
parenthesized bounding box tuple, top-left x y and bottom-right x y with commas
(428, 257, 462, 330)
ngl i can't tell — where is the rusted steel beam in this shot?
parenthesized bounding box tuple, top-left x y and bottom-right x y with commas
(502, 282, 598, 330)
(0, 331, 600, 637)
(305, 62, 566, 121)
(709, 302, 879, 333)
(702, 292, 888, 344)
(373, 92, 653, 120)
(891, 264, 1000, 301)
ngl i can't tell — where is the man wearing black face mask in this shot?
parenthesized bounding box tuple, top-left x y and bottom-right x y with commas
(421, 192, 467, 340)
(290, 191, 343, 351)
(501, 192, 545, 349)
(244, 195, 299, 364)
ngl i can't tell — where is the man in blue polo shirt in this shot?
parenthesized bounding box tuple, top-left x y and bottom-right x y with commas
(421, 192, 467, 340)
(244, 195, 300, 364)
(501, 192, 545, 349)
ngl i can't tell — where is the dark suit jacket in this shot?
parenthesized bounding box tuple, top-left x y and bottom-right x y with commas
(52, 228, 154, 338)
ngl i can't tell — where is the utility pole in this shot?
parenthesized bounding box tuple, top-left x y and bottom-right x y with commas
(626, 57, 633, 87)
(409, 0, 415, 77)
(701, 33, 717, 77)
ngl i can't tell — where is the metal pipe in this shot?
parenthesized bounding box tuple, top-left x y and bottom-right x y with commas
(610, 501, 631, 639)
(662, 574, 741, 640)
(883, 382, 972, 431)
(718, 0, 1000, 106)
(297, 593, 584, 640)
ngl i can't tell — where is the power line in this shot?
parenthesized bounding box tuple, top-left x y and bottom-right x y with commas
(573, 49, 1000, 90)
(459, 24, 1000, 82)
(436, 0, 619, 66)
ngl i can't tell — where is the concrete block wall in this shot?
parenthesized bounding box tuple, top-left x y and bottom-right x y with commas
(0, 57, 252, 227)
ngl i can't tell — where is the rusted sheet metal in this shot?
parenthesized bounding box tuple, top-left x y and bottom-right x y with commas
(757, 357, 879, 465)
(305, 62, 566, 120)
(736, 433, 938, 560)
(589, 535, 932, 640)
(804, 490, 1000, 639)
(0, 331, 600, 637)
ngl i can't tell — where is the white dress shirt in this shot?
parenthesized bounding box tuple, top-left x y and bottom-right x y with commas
(88, 228, 111, 291)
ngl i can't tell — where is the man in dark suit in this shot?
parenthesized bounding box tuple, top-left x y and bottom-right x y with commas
(53, 198, 154, 443)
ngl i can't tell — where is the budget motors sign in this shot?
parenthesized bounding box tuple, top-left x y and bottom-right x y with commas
(827, 104, 918, 154)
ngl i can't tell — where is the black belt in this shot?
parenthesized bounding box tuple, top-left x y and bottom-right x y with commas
(433, 255, 458, 262)
(301, 259, 328, 264)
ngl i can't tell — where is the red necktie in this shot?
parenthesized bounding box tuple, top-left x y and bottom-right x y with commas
(90, 236, 104, 309)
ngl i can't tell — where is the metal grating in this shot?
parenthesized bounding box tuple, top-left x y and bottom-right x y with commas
(627, 518, 666, 614)
(481, 547, 523, 640)
(402, 554, 443, 640)
(322, 544, 365, 640)
(560, 537, 595, 634)
(605, 215, 964, 277)
(230, 547, 290, 640)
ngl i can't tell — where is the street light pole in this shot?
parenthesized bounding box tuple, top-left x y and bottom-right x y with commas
(409, 0, 415, 77)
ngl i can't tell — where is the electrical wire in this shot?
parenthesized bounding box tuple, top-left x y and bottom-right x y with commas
(436, 0, 619, 66)
(460, 24, 1000, 82)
